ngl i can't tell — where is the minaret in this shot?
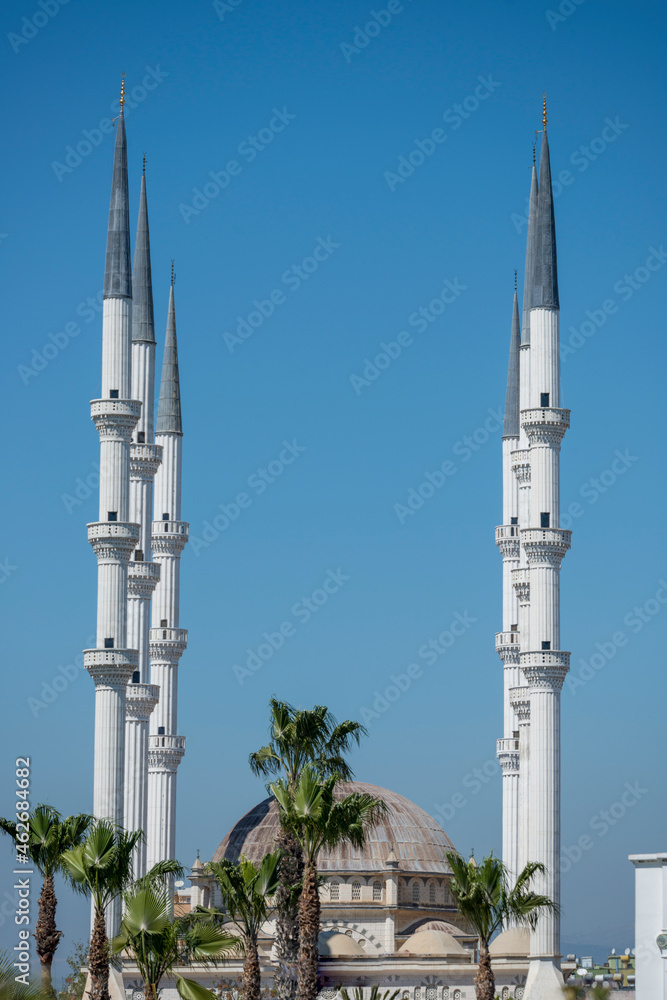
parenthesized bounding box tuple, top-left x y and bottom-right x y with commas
(124, 162, 161, 876)
(510, 152, 539, 877)
(495, 280, 521, 884)
(146, 275, 188, 876)
(521, 101, 571, 1000)
(84, 79, 140, 933)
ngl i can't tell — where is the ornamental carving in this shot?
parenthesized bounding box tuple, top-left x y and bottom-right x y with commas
(522, 665, 568, 692)
(126, 684, 160, 720)
(151, 536, 187, 556)
(497, 647, 520, 665)
(497, 539, 520, 559)
(498, 753, 520, 775)
(147, 748, 185, 772)
(130, 443, 162, 478)
(524, 427, 565, 448)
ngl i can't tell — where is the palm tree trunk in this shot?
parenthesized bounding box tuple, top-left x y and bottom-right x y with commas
(143, 983, 159, 1000)
(473, 940, 495, 1000)
(88, 905, 110, 1000)
(273, 826, 303, 1000)
(34, 875, 62, 997)
(295, 858, 320, 1000)
(242, 933, 261, 1000)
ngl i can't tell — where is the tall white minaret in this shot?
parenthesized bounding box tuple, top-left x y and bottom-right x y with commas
(146, 278, 188, 875)
(84, 81, 140, 934)
(124, 164, 161, 876)
(510, 154, 539, 878)
(522, 102, 571, 1000)
(495, 281, 521, 884)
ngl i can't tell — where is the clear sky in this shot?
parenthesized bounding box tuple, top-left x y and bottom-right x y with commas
(1, 0, 666, 976)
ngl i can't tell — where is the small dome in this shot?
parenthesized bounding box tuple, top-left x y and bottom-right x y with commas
(191, 856, 204, 870)
(318, 931, 365, 957)
(489, 927, 530, 957)
(398, 929, 469, 958)
(402, 919, 466, 938)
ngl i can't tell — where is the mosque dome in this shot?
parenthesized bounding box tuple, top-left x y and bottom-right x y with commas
(398, 929, 470, 958)
(488, 927, 530, 957)
(318, 931, 366, 957)
(213, 782, 457, 875)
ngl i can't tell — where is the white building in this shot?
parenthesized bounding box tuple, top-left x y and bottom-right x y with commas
(629, 854, 667, 999)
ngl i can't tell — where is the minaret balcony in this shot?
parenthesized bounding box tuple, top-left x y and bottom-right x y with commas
(151, 520, 189, 555)
(496, 738, 520, 773)
(128, 560, 161, 598)
(150, 627, 188, 664)
(130, 442, 162, 479)
(126, 682, 160, 721)
(90, 398, 141, 439)
(495, 524, 520, 558)
(510, 448, 531, 484)
(148, 734, 186, 772)
(495, 630, 520, 652)
(521, 407, 570, 446)
(83, 647, 138, 686)
(521, 649, 570, 691)
(509, 685, 531, 723)
(87, 521, 140, 560)
(521, 527, 571, 566)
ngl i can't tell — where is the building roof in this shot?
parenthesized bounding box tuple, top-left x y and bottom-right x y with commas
(503, 290, 521, 438)
(212, 782, 457, 875)
(132, 171, 155, 343)
(398, 929, 469, 958)
(103, 111, 132, 300)
(156, 283, 183, 435)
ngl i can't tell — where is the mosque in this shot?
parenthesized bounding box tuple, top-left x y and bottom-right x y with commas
(84, 80, 570, 1000)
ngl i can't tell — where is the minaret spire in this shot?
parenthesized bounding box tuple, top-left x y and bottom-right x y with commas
(156, 280, 183, 435)
(533, 105, 559, 310)
(503, 286, 521, 438)
(103, 80, 132, 300)
(132, 172, 155, 345)
(522, 158, 538, 345)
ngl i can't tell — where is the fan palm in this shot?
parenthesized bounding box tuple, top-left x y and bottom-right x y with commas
(0, 805, 93, 996)
(0, 951, 46, 1000)
(445, 852, 559, 1000)
(111, 883, 239, 1000)
(203, 851, 281, 1000)
(249, 699, 367, 1000)
(271, 766, 385, 1000)
(61, 821, 182, 1000)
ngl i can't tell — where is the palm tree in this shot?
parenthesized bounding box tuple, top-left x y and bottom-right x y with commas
(270, 766, 385, 1000)
(0, 805, 93, 996)
(0, 951, 46, 1000)
(61, 821, 182, 1000)
(445, 852, 559, 1000)
(203, 851, 281, 1000)
(249, 699, 367, 1000)
(111, 883, 239, 1000)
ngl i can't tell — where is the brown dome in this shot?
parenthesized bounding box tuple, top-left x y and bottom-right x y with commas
(212, 782, 456, 875)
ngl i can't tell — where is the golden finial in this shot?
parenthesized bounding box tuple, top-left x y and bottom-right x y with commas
(120, 73, 126, 112)
(171, 259, 175, 285)
(514, 269, 517, 292)
(542, 92, 547, 130)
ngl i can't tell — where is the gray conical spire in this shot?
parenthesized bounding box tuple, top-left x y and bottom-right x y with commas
(132, 169, 155, 342)
(533, 125, 559, 310)
(156, 281, 182, 435)
(103, 107, 132, 299)
(521, 160, 539, 344)
(503, 287, 521, 438)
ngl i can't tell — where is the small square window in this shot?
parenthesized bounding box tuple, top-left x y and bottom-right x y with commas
(511, 624, 518, 631)
(540, 392, 550, 407)
(137, 432, 145, 443)
(542, 640, 551, 650)
(135, 549, 143, 561)
(540, 512, 550, 528)
(158, 726, 165, 735)
(162, 513, 169, 521)
(104, 638, 114, 649)
(161, 619, 168, 628)
(110, 389, 119, 399)
(132, 671, 140, 683)
(108, 511, 117, 522)
(510, 516, 518, 525)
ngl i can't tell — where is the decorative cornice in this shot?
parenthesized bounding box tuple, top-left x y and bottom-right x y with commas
(496, 738, 520, 773)
(521, 649, 570, 690)
(495, 630, 520, 664)
(148, 733, 185, 772)
(126, 683, 160, 720)
(495, 525, 520, 559)
(88, 521, 140, 561)
(521, 527, 571, 567)
(130, 442, 162, 479)
(128, 560, 161, 598)
(150, 627, 188, 665)
(151, 520, 189, 555)
(90, 399, 141, 440)
(522, 407, 569, 447)
(510, 448, 531, 484)
(84, 647, 138, 687)
(511, 567, 530, 603)
(509, 685, 531, 723)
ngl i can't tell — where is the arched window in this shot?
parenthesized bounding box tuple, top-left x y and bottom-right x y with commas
(412, 881, 420, 903)
(414, 989, 421, 1000)
(429, 882, 436, 904)
(352, 881, 361, 900)
(372, 881, 382, 901)
(426, 987, 437, 1000)
(329, 882, 339, 900)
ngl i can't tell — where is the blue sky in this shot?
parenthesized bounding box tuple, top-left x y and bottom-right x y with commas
(1, 0, 666, 974)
